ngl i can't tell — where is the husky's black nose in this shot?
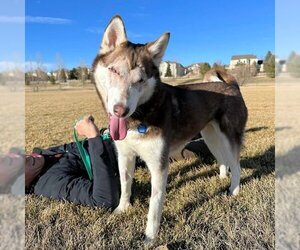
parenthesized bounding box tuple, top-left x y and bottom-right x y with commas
(113, 104, 129, 117)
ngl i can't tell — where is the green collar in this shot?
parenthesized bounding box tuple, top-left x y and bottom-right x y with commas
(73, 128, 93, 180)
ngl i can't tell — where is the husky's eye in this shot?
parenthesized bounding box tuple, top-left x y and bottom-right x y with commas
(138, 65, 145, 71)
(108, 66, 120, 75)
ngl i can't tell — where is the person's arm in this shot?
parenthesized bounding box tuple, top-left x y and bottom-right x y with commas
(74, 115, 120, 208)
(68, 115, 120, 208)
(87, 136, 120, 208)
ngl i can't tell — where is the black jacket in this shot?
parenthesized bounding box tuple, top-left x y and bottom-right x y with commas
(34, 136, 120, 209)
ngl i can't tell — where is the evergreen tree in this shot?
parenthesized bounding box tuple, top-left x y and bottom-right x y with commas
(287, 52, 300, 78)
(250, 61, 258, 76)
(265, 51, 272, 62)
(25, 73, 29, 85)
(165, 63, 172, 77)
(264, 52, 276, 78)
(199, 62, 211, 77)
(69, 68, 78, 80)
(287, 51, 297, 63)
(49, 74, 56, 84)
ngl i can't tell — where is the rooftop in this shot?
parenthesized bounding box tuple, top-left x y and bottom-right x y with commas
(231, 54, 257, 60)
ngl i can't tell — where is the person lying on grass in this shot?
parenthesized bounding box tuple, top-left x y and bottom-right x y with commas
(26, 115, 120, 209)
(25, 115, 212, 210)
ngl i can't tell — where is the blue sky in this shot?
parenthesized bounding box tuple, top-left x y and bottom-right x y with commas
(0, 0, 24, 71)
(276, 0, 300, 59)
(24, 0, 275, 70)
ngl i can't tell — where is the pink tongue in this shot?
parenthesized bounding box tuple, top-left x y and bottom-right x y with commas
(109, 115, 128, 140)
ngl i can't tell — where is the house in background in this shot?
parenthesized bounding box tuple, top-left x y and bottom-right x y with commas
(229, 54, 258, 69)
(159, 61, 186, 77)
(276, 59, 287, 73)
(186, 63, 201, 76)
(257, 59, 264, 72)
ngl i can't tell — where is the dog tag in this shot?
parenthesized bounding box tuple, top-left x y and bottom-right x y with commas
(137, 123, 148, 134)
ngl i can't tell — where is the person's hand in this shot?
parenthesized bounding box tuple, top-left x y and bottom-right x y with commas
(75, 115, 100, 139)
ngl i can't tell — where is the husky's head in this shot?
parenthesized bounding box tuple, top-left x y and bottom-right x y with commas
(93, 15, 170, 140)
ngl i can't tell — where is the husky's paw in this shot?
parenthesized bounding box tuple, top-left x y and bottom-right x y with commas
(113, 202, 131, 214)
(144, 228, 158, 244)
(228, 186, 239, 196)
(143, 234, 155, 244)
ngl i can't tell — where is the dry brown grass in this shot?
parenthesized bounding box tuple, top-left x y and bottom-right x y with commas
(0, 87, 24, 154)
(275, 76, 300, 249)
(25, 83, 275, 249)
(0, 195, 25, 250)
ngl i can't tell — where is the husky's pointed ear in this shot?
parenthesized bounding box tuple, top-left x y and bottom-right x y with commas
(100, 15, 127, 55)
(147, 32, 170, 66)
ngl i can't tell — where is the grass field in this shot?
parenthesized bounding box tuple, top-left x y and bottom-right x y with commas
(25, 82, 275, 249)
(0, 195, 25, 250)
(275, 77, 300, 249)
(0, 87, 24, 154)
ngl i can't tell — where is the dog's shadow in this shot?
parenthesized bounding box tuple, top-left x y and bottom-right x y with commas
(130, 144, 275, 248)
(132, 157, 217, 205)
(169, 145, 275, 249)
(173, 144, 275, 213)
(274, 125, 299, 178)
(245, 126, 269, 133)
(131, 128, 275, 207)
(276, 145, 300, 179)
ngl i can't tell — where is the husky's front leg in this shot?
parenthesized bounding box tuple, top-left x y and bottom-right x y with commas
(114, 148, 136, 213)
(144, 159, 169, 242)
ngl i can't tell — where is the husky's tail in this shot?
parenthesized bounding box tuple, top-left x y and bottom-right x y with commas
(203, 68, 238, 85)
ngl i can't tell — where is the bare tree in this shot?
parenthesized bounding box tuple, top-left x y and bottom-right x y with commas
(32, 53, 48, 91)
(26, 59, 40, 91)
(25, 60, 34, 86)
(35, 53, 48, 82)
(55, 53, 67, 84)
(231, 64, 253, 85)
(287, 51, 300, 78)
(78, 60, 89, 85)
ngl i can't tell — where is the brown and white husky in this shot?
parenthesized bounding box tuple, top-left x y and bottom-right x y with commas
(92, 15, 248, 241)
